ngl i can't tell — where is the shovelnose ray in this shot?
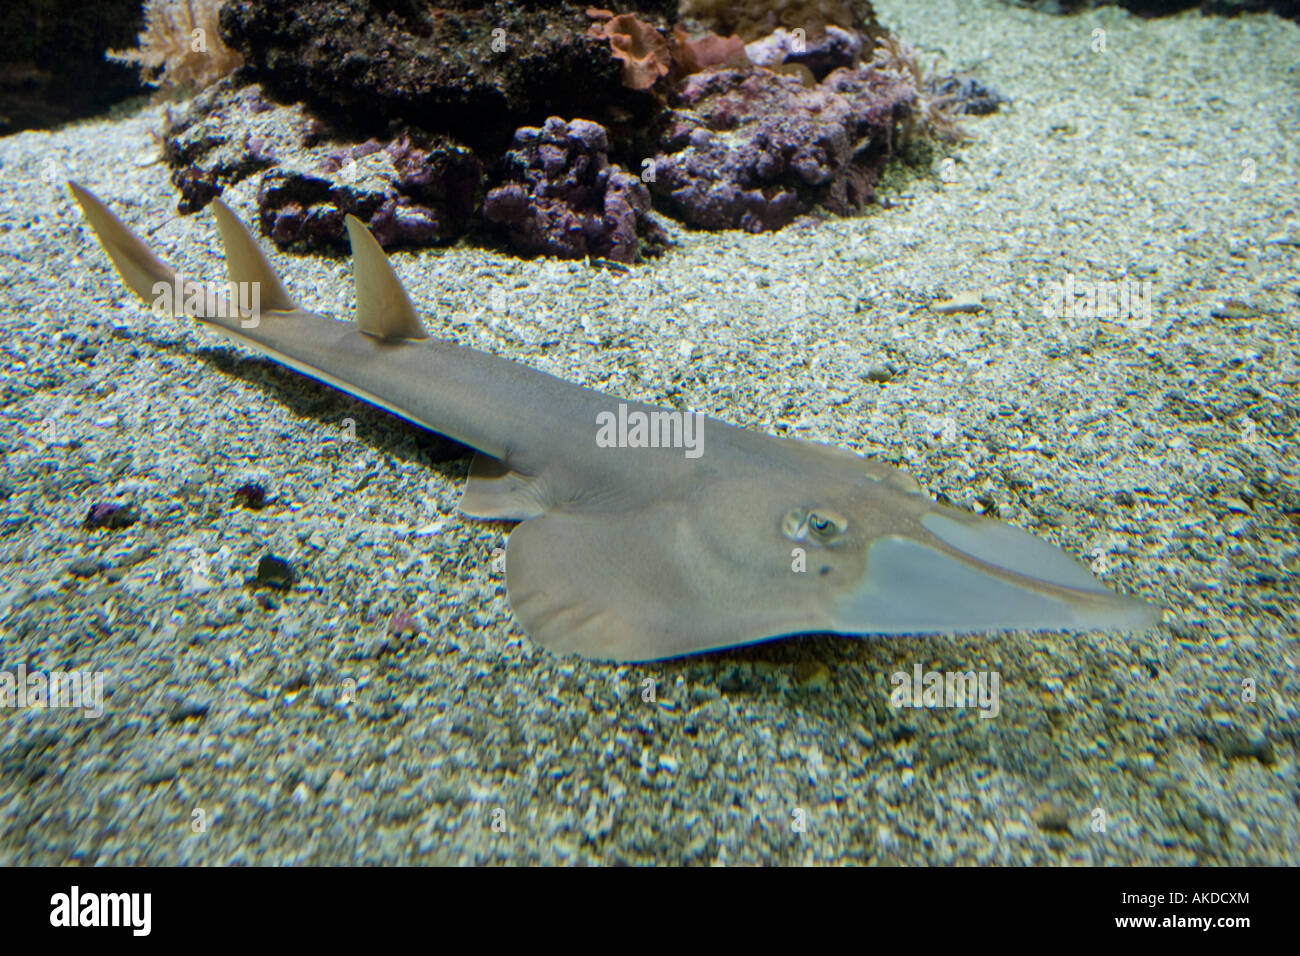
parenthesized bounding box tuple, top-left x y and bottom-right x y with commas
(68, 182, 1160, 662)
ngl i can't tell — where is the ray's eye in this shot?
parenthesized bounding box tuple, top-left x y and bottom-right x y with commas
(782, 508, 848, 544)
(807, 510, 848, 542)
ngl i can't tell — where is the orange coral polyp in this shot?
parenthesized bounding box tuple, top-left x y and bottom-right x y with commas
(589, 13, 671, 90)
(671, 26, 750, 75)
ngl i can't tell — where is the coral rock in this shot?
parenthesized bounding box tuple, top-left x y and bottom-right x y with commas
(258, 134, 481, 250)
(483, 117, 668, 263)
(928, 74, 1007, 116)
(679, 0, 882, 42)
(221, 0, 663, 153)
(164, 83, 281, 214)
(649, 65, 915, 232)
(164, 82, 481, 248)
(745, 25, 864, 80)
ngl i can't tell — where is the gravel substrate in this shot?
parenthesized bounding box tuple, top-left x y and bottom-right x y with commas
(0, 0, 1297, 865)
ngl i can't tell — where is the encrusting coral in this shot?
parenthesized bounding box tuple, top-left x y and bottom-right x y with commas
(670, 25, 752, 76)
(260, 133, 483, 250)
(482, 116, 668, 263)
(587, 10, 751, 90)
(745, 25, 863, 81)
(108, 0, 243, 92)
(648, 64, 916, 231)
(163, 81, 482, 248)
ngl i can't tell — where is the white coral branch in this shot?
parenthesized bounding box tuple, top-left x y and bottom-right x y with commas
(871, 34, 970, 144)
(108, 0, 242, 92)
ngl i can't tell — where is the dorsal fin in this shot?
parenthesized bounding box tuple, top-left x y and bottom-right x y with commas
(344, 214, 428, 341)
(210, 198, 298, 313)
(68, 181, 177, 303)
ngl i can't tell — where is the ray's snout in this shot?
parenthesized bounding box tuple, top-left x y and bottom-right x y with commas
(831, 512, 1161, 637)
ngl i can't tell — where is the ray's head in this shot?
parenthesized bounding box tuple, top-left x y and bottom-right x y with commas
(675, 437, 1160, 655)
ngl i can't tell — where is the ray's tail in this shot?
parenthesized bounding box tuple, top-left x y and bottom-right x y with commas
(67, 182, 177, 304)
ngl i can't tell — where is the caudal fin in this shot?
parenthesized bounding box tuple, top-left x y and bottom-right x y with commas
(70, 183, 303, 322)
(68, 181, 176, 303)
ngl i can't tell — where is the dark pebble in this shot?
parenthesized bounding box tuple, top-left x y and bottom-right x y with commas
(1034, 803, 1073, 833)
(1211, 726, 1276, 765)
(83, 502, 137, 530)
(233, 483, 267, 509)
(68, 558, 102, 578)
(167, 700, 210, 722)
(140, 766, 179, 786)
(253, 554, 296, 590)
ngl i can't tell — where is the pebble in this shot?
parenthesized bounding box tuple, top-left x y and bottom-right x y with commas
(253, 554, 296, 590)
(233, 482, 268, 509)
(794, 661, 831, 689)
(1033, 803, 1073, 834)
(83, 502, 137, 530)
(1210, 299, 1266, 319)
(67, 557, 102, 578)
(931, 291, 985, 314)
(167, 699, 211, 722)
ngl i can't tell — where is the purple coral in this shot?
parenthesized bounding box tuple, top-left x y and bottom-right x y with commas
(744, 26, 864, 80)
(649, 65, 915, 232)
(482, 117, 668, 263)
(257, 135, 481, 250)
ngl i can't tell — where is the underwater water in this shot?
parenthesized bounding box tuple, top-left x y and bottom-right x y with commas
(0, 0, 1296, 879)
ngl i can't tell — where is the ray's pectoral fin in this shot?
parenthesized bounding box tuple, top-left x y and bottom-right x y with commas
(504, 507, 680, 663)
(503, 502, 821, 664)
